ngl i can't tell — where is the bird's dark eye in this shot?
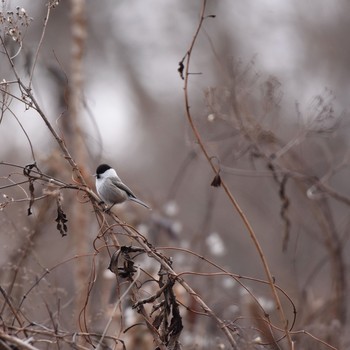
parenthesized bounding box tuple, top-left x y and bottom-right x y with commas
(96, 174, 100, 179)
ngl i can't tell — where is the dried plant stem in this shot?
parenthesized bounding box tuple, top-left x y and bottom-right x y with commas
(0, 332, 39, 350)
(28, 2, 52, 87)
(0, 36, 87, 187)
(95, 268, 149, 350)
(114, 218, 239, 349)
(181, 0, 293, 347)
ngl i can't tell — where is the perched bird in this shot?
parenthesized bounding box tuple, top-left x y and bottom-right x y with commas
(95, 164, 151, 210)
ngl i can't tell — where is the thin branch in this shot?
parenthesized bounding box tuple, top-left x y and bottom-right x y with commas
(96, 268, 143, 350)
(111, 215, 239, 348)
(0, 36, 87, 187)
(180, 0, 293, 347)
(28, 3, 52, 88)
(0, 332, 38, 350)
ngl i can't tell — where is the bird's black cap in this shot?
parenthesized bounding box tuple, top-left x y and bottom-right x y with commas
(96, 164, 112, 175)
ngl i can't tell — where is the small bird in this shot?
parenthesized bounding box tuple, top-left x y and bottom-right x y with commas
(95, 163, 151, 210)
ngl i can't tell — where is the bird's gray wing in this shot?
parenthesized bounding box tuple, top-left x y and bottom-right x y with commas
(110, 177, 137, 198)
(110, 177, 151, 209)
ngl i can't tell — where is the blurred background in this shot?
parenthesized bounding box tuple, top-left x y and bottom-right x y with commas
(1, 0, 350, 348)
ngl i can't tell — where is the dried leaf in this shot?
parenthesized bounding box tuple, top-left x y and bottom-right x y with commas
(108, 247, 138, 278)
(55, 197, 68, 237)
(177, 61, 184, 80)
(211, 173, 221, 187)
(27, 179, 34, 216)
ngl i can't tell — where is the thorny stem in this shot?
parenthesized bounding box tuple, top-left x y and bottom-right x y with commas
(181, 0, 294, 348)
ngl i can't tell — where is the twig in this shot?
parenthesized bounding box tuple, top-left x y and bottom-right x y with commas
(180, 0, 293, 347)
(96, 267, 142, 350)
(111, 214, 239, 348)
(0, 332, 38, 350)
(28, 2, 53, 88)
(0, 36, 87, 187)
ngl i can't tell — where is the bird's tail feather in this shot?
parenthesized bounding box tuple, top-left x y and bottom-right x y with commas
(129, 197, 151, 210)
